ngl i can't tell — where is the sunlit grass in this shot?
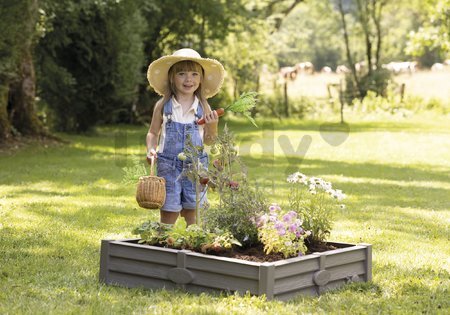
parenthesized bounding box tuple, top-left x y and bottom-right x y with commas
(1, 113, 449, 314)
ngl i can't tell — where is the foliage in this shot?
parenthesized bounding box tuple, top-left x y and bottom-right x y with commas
(405, 0, 450, 58)
(210, 15, 276, 97)
(225, 91, 259, 127)
(351, 91, 450, 116)
(271, 1, 345, 69)
(345, 68, 393, 100)
(35, 0, 146, 132)
(133, 218, 241, 254)
(121, 156, 149, 185)
(177, 134, 209, 226)
(287, 171, 346, 244)
(0, 0, 46, 139)
(0, 0, 32, 84)
(256, 204, 309, 258)
(203, 125, 268, 246)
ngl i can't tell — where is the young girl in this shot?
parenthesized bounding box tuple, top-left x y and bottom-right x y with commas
(145, 48, 225, 225)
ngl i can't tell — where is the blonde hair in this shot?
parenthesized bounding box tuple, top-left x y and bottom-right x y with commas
(156, 60, 211, 116)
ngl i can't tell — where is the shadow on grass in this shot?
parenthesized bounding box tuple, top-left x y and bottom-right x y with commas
(243, 155, 450, 183)
(241, 156, 450, 212)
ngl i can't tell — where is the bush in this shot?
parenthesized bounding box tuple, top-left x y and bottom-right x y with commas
(203, 125, 268, 246)
(345, 68, 393, 101)
(204, 181, 268, 247)
(351, 91, 450, 116)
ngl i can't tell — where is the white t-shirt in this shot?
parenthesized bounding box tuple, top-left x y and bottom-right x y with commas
(158, 96, 204, 153)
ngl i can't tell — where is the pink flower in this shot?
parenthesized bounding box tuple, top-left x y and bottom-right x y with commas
(256, 215, 268, 227)
(277, 228, 286, 236)
(289, 223, 298, 233)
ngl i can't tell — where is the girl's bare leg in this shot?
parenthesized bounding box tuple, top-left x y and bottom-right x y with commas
(160, 210, 179, 224)
(180, 209, 196, 225)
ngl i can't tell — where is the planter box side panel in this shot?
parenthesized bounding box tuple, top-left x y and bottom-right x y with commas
(107, 270, 179, 291)
(272, 244, 371, 300)
(186, 255, 260, 280)
(274, 256, 320, 279)
(109, 242, 178, 265)
(326, 261, 367, 283)
(274, 272, 315, 295)
(108, 256, 174, 280)
(324, 247, 367, 268)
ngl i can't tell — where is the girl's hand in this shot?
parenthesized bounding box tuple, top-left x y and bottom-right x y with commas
(203, 110, 219, 124)
(146, 148, 157, 164)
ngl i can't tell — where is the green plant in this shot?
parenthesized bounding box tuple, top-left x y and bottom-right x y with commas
(256, 204, 309, 258)
(121, 156, 148, 184)
(203, 125, 268, 246)
(287, 171, 346, 245)
(177, 134, 209, 226)
(133, 218, 241, 254)
(225, 91, 259, 127)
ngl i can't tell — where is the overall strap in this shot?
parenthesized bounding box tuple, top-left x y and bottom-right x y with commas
(163, 98, 173, 122)
(195, 102, 204, 121)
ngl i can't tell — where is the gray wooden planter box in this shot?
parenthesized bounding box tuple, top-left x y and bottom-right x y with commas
(99, 239, 372, 300)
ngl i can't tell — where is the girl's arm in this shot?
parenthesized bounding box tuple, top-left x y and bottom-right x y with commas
(146, 101, 163, 159)
(202, 104, 219, 145)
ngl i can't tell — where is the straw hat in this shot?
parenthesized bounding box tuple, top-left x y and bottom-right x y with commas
(147, 48, 225, 98)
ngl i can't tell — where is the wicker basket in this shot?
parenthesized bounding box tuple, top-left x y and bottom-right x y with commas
(136, 157, 166, 209)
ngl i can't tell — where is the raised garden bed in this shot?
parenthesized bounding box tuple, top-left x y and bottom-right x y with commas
(99, 239, 372, 300)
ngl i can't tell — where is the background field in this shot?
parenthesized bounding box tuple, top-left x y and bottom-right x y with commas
(1, 113, 449, 314)
(260, 69, 450, 101)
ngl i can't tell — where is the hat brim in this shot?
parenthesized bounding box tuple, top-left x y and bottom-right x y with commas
(147, 55, 225, 99)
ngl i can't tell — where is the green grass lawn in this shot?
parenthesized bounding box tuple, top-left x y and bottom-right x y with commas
(1, 113, 449, 314)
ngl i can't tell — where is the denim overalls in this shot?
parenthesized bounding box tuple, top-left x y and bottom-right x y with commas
(157, 99, 209, 212)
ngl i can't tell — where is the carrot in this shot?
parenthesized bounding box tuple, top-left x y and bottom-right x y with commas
(197, 108, 225, 125)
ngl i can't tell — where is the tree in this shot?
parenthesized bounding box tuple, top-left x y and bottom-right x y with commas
(137, 0, 247, 118)
(336, 0, 390, 99)
(405, 0, 450, 63)
(35, 0, 146, 132)
(271, 1, 344, 70)
(0, 0, 47, 142)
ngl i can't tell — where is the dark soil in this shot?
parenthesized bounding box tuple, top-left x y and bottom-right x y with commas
(135, 240, 339, 262)
(206, 242, 338, 262)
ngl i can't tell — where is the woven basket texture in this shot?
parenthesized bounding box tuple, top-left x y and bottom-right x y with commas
(136, 175, 166, 209)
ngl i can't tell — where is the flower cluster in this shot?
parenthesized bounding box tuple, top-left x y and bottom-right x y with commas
(256, 204, 310, 258)
(287, 172, 346, 204)
(287, 171, 346, 243)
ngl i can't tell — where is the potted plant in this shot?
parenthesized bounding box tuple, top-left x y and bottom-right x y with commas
(100, 115, 372, 301)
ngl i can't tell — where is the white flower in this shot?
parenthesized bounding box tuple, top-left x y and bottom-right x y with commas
(287, 172, 307, 183)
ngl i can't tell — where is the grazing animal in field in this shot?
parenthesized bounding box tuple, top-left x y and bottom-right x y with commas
(382, 61, 417, 74)
(321, 66, 332, 73)
(336, 65, 350, 74)
(354, 61, 367, 73)
(279, 66, 298, 80)
(431, 62, 445, 71)
(295, 61, 314, 74)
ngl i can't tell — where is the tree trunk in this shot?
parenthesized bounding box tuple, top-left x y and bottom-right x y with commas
(338, 0, 362, 99)
(371, 0, 385, 69)
(9, 48, 45, 136)
(356, 0, 373, 76)
(3, 0, 47, 139)
(0, 86, 12, 141)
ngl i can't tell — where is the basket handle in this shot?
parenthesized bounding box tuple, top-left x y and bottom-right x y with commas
(149, 156, 155, 176)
